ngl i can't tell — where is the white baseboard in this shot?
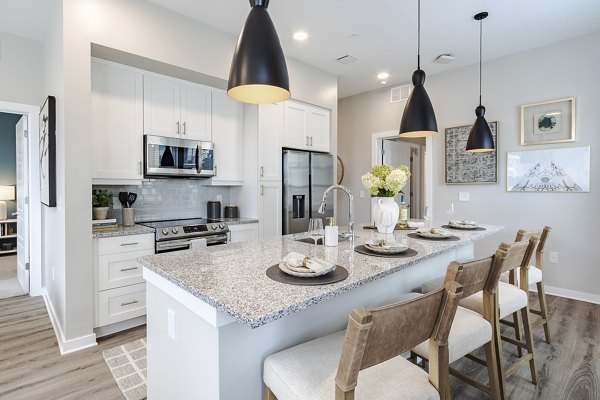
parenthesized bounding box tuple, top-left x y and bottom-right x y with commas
(41, 289, 98, 355)
(530, 284, 600, 305)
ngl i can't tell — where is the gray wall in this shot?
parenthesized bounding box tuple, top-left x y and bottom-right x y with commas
(0, 112, 22, 216)
(338, 31, 600, 298)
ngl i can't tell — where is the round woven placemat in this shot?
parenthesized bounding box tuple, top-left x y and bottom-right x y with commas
(441, 225, 486, 231)
(266, 265, 348, 286)
(354, 245, 418, 258)
(407, 233, 461, 241)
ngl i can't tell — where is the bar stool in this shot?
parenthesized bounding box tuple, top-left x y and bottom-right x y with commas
(263, 281, 464, 400)
(410, 240, 531, 399)
(502, 226, 552, 343)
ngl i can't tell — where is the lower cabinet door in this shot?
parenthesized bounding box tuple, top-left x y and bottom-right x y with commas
(98, 250, 152, 291)
(98, 283, 146, 327)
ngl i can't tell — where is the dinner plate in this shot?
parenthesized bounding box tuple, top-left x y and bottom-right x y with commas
(364, 240, 409, 254)
(278, 262, 336, 278)
(416, 228, 452, 239)
(448, 220, 479, 230)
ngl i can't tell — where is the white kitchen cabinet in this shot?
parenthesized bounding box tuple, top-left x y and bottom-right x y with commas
(144, 74, 212, 141)
(91, 60, 144, 182)
(259, 181, 282, 239)
(211, 90, 244, 185)
(282, 100, 331, 153)
(94, 233, 154, 334)
(229, 223, 259, 243)
(258, 103, 284, 181)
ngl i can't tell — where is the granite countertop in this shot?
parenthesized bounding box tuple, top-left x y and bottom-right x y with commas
(139, 223, 503, 329)
(92, 224, 155, 238)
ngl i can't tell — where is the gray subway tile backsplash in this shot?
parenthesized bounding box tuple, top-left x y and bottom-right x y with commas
(94, 179, 230, 224)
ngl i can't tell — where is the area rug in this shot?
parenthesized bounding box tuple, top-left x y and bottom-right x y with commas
(103, 338, 148, 400)
(0, 255, 26, 299)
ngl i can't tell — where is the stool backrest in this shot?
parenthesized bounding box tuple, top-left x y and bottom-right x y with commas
(500, 237, 537, 274)
(335, 281, 463, 396)
(515, 226, 551, 267)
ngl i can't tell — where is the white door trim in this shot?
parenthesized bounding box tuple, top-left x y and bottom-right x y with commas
(0, 100, 42, 297)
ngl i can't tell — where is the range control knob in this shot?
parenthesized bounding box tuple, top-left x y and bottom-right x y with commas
(211, 224, 218, 230)
(162, 229, 169, 236)
(172, 228, 179, 234)
(219, 223, 225, 229)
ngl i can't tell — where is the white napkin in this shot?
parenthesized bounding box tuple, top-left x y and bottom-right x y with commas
(282, 252, 334, 274)
(408, 220, 425, 228)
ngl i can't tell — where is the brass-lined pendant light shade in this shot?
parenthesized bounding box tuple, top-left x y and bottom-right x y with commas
(227, 0, 291, 104)
(466, 12, 495, 152)
(399, 0, 438, 138)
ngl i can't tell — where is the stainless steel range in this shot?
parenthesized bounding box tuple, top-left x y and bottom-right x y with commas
(139, 218, 229, 253)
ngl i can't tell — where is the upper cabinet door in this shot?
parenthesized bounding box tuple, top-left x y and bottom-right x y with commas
(211, 90, 243, 184)
(92, 61, 144, 180)
(143, 75, 181, 138)
(307, 106, 331, 153)
(258, 103, 284, 181)
(180, 83, 212, 141)
(283, 101, 309, 150)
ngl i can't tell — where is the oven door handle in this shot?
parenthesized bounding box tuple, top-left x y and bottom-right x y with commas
(156, 234, 229, 252)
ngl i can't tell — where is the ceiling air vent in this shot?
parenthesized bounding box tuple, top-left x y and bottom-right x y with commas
(336, 54, 357, 64)
(390, 84, 411, 103)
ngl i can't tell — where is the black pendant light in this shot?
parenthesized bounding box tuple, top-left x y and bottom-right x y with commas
(399, 0, 438, 138)
(227, 0, 290, 104)
(466, 12, 495, 152)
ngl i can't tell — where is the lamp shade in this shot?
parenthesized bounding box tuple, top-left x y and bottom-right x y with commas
(466, 105, 495, 152)
(227, 0, 290, 104)
(399, 69, 438, 138)
(0, 185, 15, 201)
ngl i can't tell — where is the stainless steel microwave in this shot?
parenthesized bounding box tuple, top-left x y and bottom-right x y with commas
(144, 135, 215, 178)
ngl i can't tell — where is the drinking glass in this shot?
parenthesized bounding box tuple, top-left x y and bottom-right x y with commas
(446, 203, 455, 220)
(308, 218, 324, 247)
(424, 206, 432, 229)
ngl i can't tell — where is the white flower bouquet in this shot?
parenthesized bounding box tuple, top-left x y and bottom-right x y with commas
(361, 165, 410, 197)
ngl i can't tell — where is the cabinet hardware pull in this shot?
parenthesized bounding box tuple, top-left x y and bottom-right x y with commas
(183, 122, 186, 135)
(309, 136, 313, 146)
(177, 121, 180, 134)
(138, 161, 142, 175)
(120, 242, 139, 246)
(214, 165, 218, 177)
(120, 267, 138, 272)
(260, 166, 264, 177)
(305, 136, 309, 146)
(121, 300, 139, 306)
(260, 185, 264, 196)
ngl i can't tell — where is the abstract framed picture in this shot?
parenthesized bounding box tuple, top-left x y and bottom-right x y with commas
(520, 97, 575, 145)
(39, 96, 56, 207)
(445, 121, 498, 184)
(507, 146, 590, 192)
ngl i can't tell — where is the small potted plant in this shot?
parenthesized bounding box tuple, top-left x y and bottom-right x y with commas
(92, 189, 112, 220)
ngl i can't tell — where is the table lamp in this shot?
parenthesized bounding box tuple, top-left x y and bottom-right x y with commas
(0, 185, 15, 220)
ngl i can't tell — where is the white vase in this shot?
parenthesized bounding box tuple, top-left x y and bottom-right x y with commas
(372, 197, 399, 234)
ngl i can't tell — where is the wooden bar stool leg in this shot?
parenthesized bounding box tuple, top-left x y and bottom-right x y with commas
(492, 293, 507, 399)
(483, 340, 502, 400)
(264, 384, 278, 400)
(512, 311, 523, 357)
(520, 305, 537, 384)
(537, 281, 552, 343)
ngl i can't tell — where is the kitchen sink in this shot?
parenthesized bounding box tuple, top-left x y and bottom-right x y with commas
(294, 235, 353, 245)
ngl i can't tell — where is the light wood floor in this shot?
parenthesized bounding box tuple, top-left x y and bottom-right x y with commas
(0, 293, 598, 399)
(0, 295, 145, 400)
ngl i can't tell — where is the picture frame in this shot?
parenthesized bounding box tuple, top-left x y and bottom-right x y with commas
(39, 96, 57, 207)
(445, 121, 498, 184)
(520, 97, 575, 145)
(507, 146, 590, 192)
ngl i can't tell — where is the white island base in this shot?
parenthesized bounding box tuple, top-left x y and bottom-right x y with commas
(143, 243, 474, 400)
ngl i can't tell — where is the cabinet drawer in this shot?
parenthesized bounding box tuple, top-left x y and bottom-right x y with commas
(98, 250, 152, 291)
(98, 234, 154, 255)
(98, 283, 146, 326)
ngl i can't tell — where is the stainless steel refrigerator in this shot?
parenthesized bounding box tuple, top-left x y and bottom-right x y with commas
(283, 150, 334, 234)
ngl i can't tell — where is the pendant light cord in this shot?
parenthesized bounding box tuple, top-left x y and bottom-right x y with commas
(417, 0, 421, 70)
(479, 17, 482, 106)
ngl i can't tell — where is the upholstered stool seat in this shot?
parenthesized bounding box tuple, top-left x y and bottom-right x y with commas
(461, 281, 528, 319)
(412, 307, 492, 363)
(264, 330, 440, 400)
(500, 266, 543, 285)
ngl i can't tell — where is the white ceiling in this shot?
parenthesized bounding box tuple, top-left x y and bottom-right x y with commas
(2, 0, 600, 98)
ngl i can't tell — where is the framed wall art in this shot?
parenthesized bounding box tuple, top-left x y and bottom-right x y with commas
(520, 97, 575, 145)
(39, 96, 57, 207)
(445, 121, 498, 184)
(507, 146, 589, 192)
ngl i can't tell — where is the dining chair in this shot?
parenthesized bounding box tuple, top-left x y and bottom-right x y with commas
(263, 280, 464, 400)
(502, 226, 552, 343)
(410, 240, 534, 399)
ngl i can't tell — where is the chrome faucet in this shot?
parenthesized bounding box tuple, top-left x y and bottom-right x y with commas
(318, 184, 354, 242)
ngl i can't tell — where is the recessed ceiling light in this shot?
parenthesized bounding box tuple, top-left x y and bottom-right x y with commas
(377, 72, 390, 80)
(293, 31, 308, 41)
(380, 81, 388, 85)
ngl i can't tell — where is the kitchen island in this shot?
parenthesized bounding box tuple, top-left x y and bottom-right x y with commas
(140, 224, 502, 399)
